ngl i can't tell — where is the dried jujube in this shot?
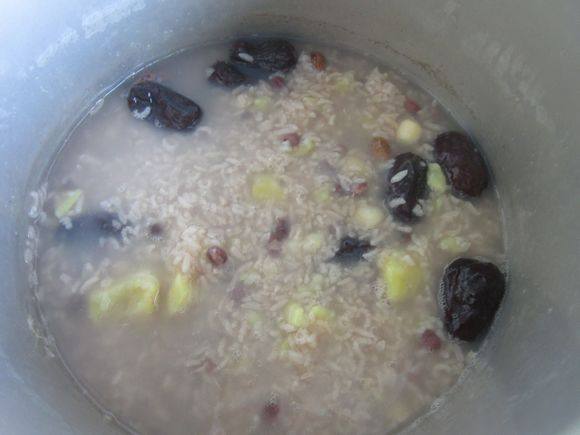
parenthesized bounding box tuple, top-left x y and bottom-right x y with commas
(385, 152, 428, 223)
(208, 61, 247, 88)
(56, 211, 128, 244)
(438, 258, 505, 341)
(332, 236, 374, 264)
(127, 81, 202, 131)
(434, 131, 489, 198)
(230, 39, 297, 72)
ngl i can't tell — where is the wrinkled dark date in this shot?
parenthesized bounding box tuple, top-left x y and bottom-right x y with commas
(439, 258, 505, 341)
(385, 152, 428, 224)
(208, 61, 247, 88)
(230, 39, 297, 72)
(434, 131, 489, 198)
(127, 81, 202, 131)
(56, 212, 128, 244)
(332, 236, 374, 264)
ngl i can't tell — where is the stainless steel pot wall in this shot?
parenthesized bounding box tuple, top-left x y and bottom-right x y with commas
(0, 1, 578, 434)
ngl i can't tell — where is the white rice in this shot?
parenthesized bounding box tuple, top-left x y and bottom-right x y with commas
(28, 46, 505, 435)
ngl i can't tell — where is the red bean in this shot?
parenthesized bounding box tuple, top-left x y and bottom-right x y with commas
(206, 246, 228, 266)
(404, 98, 421, 114)
(262, 394, 280, 421)
(370, 137, 391, 160)
(310, 52, 327, 71)
(269, 76, 286, 90)
(204, 358, 217, 374)
(421, 329, 442, 351)
(335, 179, 368, 197)
(269, 218, 290, 242)
(279, 133, 300, 149)
(351, 181, 368, 197)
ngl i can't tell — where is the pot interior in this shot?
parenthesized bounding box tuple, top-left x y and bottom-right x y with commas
(0, 1, 578, 434)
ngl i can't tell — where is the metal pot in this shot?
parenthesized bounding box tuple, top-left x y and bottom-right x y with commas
(0, 1, 578, 433)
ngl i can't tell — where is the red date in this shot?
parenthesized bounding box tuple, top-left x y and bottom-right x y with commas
(231, 39, 297, 72)
(128, 81, 202, 131)
(439, 258, 505, 341)
(208, 61, 247, 88)
(385, 153, 428, 223)
(434, 132, 489, 198)
(332, 236, 374, 264)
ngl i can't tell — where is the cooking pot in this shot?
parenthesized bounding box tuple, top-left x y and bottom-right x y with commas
(0, 0, 578, 433)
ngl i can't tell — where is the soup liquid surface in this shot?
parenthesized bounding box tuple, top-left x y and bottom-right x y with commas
(31, 42, 504, 434)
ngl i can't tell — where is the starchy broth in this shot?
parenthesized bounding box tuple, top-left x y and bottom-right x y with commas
(30, 41, 505, 435)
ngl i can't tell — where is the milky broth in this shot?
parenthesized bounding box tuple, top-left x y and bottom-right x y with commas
(31, 41, 504, 434)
